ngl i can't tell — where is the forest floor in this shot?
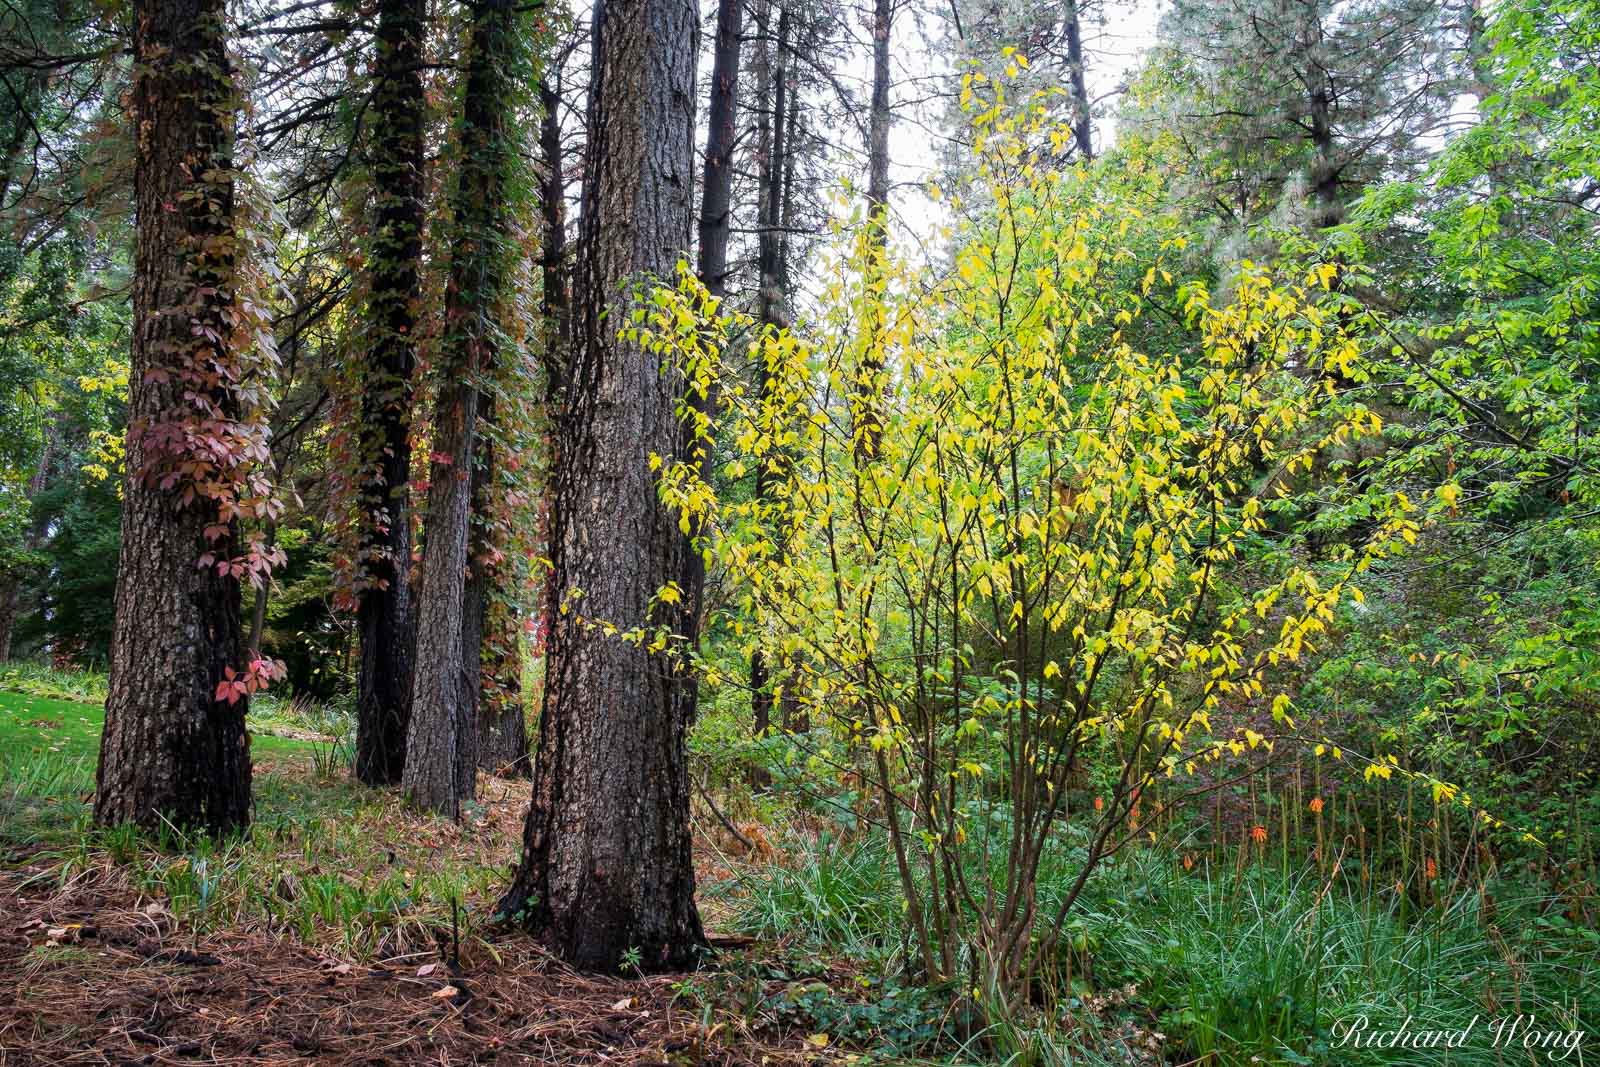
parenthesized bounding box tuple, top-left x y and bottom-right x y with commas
(0, 690, 839, 1067)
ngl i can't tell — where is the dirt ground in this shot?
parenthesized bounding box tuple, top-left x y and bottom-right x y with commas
(0, 856, 817, 1067)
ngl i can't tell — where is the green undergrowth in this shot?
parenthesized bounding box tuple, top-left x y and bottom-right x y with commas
(1, 687, 504, 960)
(724, 832, 1597, 1066)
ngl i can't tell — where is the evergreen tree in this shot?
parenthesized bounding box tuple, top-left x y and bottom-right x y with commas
(498, 0, 707, 970)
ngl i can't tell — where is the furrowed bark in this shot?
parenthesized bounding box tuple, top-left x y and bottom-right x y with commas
(354, 0, 426, 786)
(499, 0, 706, 972)
(750, 1, 789, 758)
(94, 0, 250, 834)
(472, 396, 531, 779)
(404, 0, 523, 816)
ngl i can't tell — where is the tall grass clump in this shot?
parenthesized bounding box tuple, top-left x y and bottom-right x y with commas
(1062, 850, 1597, 1066)
(735, 825, 1596, 1065)
(735, 832, 904, 957)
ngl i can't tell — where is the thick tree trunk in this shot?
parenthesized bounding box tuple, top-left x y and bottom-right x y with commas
(94, 0, 251, 834)
(499, 0, 706, 972)
(403, 372, 479, 815)
(402, 0, 523, 816)
(353, 0, 425, 786)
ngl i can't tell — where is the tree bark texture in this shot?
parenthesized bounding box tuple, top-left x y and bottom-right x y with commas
(354, 0, 426, 786)
(696, 0, 741, 301)
(750, 1, 789, 759)
(1063, 0, 1092, 161)
(499, 0, 706, 973)
(403, 369, 478, 816)
(470, 396, 531, 779)
(403, 0, 524, 816)
(856, 0, 891, 458)
(533, 74, 568, 669)
(867, 0, 891, 226)
(94, 0, 251, 834)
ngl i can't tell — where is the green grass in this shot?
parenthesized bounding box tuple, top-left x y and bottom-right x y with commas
(0, 661, 109, 704)
(0, 687, 320, 762)
(0, 685, 509, 960)
(0, 685, 339, 851)
(732, 832, 1599, 1066)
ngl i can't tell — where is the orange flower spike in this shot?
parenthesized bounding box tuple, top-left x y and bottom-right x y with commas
(1250, 824, 1268, 844)
(1308, 797, 1324, 814)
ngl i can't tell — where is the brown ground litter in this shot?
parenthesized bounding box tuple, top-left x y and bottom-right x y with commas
(0, 860, 816, 1066)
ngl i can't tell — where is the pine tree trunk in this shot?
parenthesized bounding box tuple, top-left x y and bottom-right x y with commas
(471, 396, 531, 779)
(697, 0, 741, 300)
(698, 0, 747, 777)
(402, 0, 523, 816)
(354, 0, 425, 786)
(404, 371, 479, 815)
(750, 2, 789, 762)
(856, 0, 891, 458)
(867, 0, 891, 224)
(1064, 0, 1092, 161)
(533, 75, 569, 674)
(1308, 79, 1342, 228)
(94, 0, 251, 834)
(499, 0, 706, 972)
(0, 577, 19, 662)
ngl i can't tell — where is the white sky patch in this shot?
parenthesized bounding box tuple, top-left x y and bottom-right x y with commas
(874, 0, 1167, 254)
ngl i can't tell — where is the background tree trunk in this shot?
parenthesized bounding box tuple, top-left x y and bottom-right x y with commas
(471, 397, 531, 779)
(498, 0, 706, 972)
(867, 0, 891, 227)
(354, 0, 425, 787)
(94, 0, 251, 834)
(1064, 0, 1092, 160)
(696, 0, 741, 300)
(698, 0, 746, 779)
(856, 0, 892, 458)
(750, 1, 789, 765)
(403, 0, 525, 816)
(0, 424, 55, 661)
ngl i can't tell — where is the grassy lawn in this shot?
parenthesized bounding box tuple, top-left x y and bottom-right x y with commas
(0, 684, 529, 958)
(0, 688, 326, 838)
(0, 688, 318, 761)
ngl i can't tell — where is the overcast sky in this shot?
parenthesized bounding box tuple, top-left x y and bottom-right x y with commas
(812, 0, 1167, 260)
